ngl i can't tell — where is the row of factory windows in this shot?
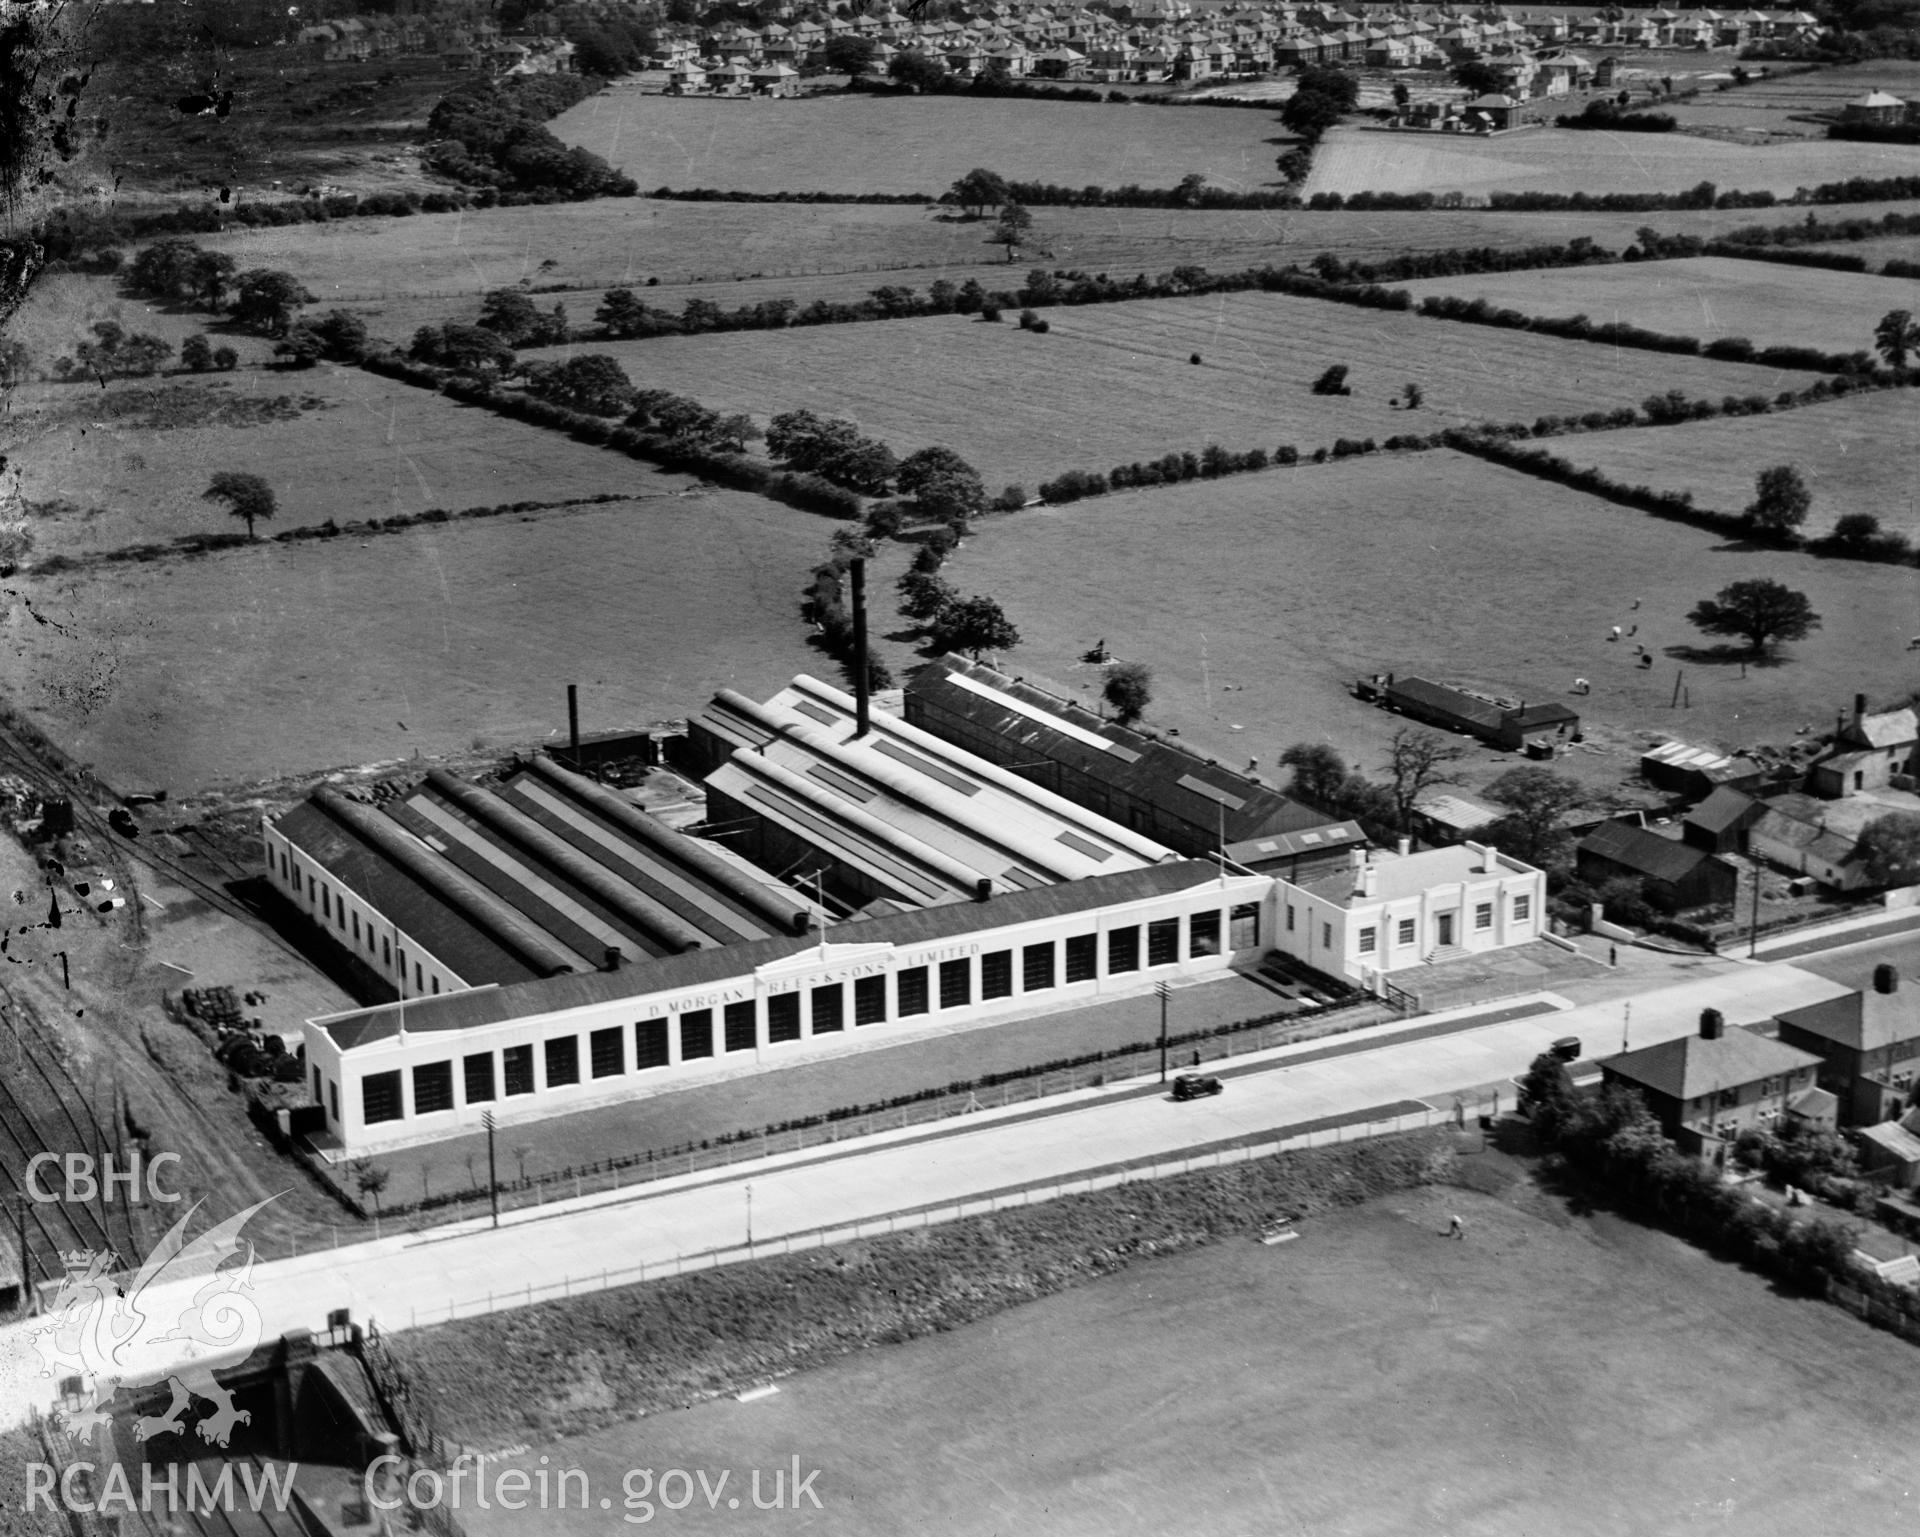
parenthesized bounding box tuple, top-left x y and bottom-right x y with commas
(273, 840, 455, 998)
(345, 904, 1260, 1126)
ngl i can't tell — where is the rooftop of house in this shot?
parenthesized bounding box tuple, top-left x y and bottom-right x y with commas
(1602, 1026, 1819, 1103)
(1776, 976, 1920, 1052)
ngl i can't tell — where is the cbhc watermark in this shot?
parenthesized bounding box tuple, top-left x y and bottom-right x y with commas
(25, 1151, 182, 1204)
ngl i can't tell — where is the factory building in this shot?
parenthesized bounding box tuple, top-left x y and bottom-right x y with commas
(686, 674, 1175, 913)
(263, 753, 822, 1000)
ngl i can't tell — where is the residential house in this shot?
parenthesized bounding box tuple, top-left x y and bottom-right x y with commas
(1600, 1008, 1822, 1156)
(749, 60, 801, 94)
(1464, 92, 1521, 130)
(1810, 696, 1918, 798)
(1775, 964, 1920, 1127)
(1272, 841, 1547, 987)
(1748, 795, 1871, 892)
(1578, 820, 1739, 910)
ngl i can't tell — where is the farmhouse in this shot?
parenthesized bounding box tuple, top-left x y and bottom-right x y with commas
(686, 674, 1175, 913)
(1774, 964, 1920, 1128)
(1576, 820, 1739, 911)
(1270, 840, 1546, 985)
(302, 858, 1272, 1153)
(1371, 674, 1578, 753)
(1809, 695, 1918, 799)
(904, 657, 1336, 858)
(1748, 795, 1870, 893)
(263, 753, 822, 1000)
(1600, 1009, 1821, 1156)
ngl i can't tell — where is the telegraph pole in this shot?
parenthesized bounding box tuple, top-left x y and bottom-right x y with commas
(1157, 981, 1171, 1083)
(483, 1110, 499, 1230)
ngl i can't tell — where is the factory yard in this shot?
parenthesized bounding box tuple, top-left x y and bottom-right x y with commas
(0, 492, 822, 793)
(934, 449, 1920, 791)
(559, 290, 1815, 492)
(551, 90, 1293, 195)
(1304, 122, 1920, 201)
(462, 1166, 1919, 1536)
(1398, 255, 1919, 355)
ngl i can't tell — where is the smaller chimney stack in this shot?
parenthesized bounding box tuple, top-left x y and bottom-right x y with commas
(974, 877, 993, 902)
(1874, 963, 1899, 995)
(1360, 863, 1378, 899)
(1855, 693, 1868, 726)
(1397, 836, 1412, 858)
(1699, 1007, 1725, 1041)
(568, 683, 581, 763)
(603, 944, 622, 972)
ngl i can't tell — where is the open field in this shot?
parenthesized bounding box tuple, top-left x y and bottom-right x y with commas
(0, 493, 822, 793)
(1541, 392, 1920, 542)
(1399, 254, 1918, 353)
(552, 290, 1820, 492)
(5, 361, 695, 558)
(936, 449, 1919, 793)
(1805, 233, 1920, 269)
(1663, 60, 1920, 141)
(553, 90, 1292, 196)
(3, 272, 282, 369)
(460, 1171, 1919, 1535)
(1305, 122, 1920, 200)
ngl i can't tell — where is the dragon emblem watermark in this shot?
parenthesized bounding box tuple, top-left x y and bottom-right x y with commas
(28, 1195, 278, 1447)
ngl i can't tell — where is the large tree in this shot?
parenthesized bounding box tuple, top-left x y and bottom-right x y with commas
(950, 167, 1011, 219)
(231, 268, 317, 336)
(932, 595, 1019, 660)
(524, 354, 635, 416)
(1873, 308, 1920, 370)
(1484, 767, 1584, 869)
(1103, 661, 1152, 727)
(1279, 742, 1347, 810)
(889, 50, 949, 91)
(1688, 578, 1821, 657)
(1743, 464, 1812, 540)
(990, 202, 1033, 262)
(824, 34, 878, 76)
(1380, 726, 1468, 834)
(1855, 812, 1920, 889)
(204, 471, 276, 540)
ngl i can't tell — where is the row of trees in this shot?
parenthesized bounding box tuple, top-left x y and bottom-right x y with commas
(424, 76, 636, 201)
(123, 239, 317, 336)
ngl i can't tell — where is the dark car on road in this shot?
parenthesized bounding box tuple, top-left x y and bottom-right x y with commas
(1171, 1073, 1223, 1101)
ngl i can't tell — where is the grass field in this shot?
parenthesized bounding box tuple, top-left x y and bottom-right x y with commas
(550, 289, 1819, 492)
(934, 449, 1919, 793)
(552, 90, 1291, 196)
(5, 361, 693, 558)
(458, 1167, 1919, 1535)
(1398, 255, 1919, 353)
(3, 272, 282, 369)
(1305, 122, 1920, 200)
(1663, 60, 1920, 141)
(1806, 233, 1920, 269)
(1540, 392, 1920, 541)
(0, 491, 822, 793)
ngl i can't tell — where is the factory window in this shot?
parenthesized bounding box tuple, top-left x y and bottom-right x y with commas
(1475, 903, 1493, 931)
(503, 1045, 535, 1097)
(812, 983, 844, 1034)
(1022, 942, 1055, 992)
(939, 958, 971, 1009)
(430, 978, 440, 995)
(382, 937, 391, 967)
(1064, 934, 1098, 983)
(1397, 918, 1416, 947)
(307, 873, 315, 903)
(413, 1061, 454, 1116)
(352, 913, 360, 942)
(280, 850, 289, 882)
(981, 950, 1013, 1000)
(1286, 904, 1295, 932)
(1146, 918, 1180, 967)
(725, 1000, 758, 1052)
(1108, 926, 1140, 974)
(635, 1019, 669, 1070)
(544, 1036, 580, 1088)
(322, 887, 330, 920)
(590, 1026, 625, 1079)
(329, 1081, 338, 1122)
(897, 966, 930, 1017)
(414, 962, 423, 992)
(854, 975, 887, 1026)
(313, 1066, 323, 1102)
(768, 994, 801, 1044)
(1188, 911, 1221, 958)
(363, 1071, 403, 1126)
(1513, 894, 1532, 923)
(1358, 926, 1377, 955)
(1230, 903, 1260, 950)
(1321, 923, 1332, 951)
(680, 1009, 714, 1061)
(464, 1053, 495, 1103)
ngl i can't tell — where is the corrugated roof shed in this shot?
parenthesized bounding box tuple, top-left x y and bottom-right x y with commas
(1579, 820, 1722, 886)
(906, 658, 1322, 845)
(1604, 1028, 1818, 1101)
(315, 859, 1228, 1051)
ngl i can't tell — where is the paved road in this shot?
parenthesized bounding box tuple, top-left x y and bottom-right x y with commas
(0, 962, 1853, 1426)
